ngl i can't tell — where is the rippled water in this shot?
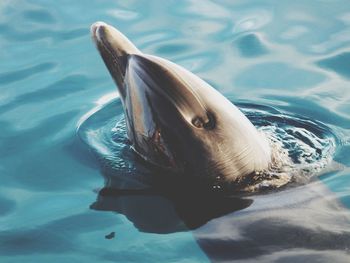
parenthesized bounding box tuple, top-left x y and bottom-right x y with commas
(1, 0, 350, 262)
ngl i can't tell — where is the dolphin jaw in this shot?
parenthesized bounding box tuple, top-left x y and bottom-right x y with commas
(91, 22, 141, 94)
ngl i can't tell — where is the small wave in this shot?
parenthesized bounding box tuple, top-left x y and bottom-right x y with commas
(77, 98, 338, 193)
(239, 103, 337, 191)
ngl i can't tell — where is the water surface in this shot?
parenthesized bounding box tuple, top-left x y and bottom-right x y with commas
(1, 0, 350, 262)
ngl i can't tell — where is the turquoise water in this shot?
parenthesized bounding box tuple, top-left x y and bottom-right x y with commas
(1, 0, 350, 262)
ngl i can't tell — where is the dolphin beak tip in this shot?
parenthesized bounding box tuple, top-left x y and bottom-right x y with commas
(91, 21, 108, 41)
(91, 22, 141, 56)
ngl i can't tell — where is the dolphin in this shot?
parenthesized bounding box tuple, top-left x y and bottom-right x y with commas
(91, 22, 271, 186)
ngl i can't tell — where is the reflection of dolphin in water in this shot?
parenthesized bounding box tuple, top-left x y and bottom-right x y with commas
(91, 182, 253, 233)
(91, 174, 350, 262)
(91, 22, 271, 186)
(194, 180, 350, 262)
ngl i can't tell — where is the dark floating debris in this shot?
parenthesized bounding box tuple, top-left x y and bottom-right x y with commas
(105, 231, 115, 239)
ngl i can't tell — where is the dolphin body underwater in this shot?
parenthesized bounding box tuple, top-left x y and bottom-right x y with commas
(91, 22, 273, 188)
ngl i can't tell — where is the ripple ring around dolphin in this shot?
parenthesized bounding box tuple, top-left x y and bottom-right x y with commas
(77, 96, 338, 193)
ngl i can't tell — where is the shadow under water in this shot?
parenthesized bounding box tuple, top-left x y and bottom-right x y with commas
(91, 179, 253, 233)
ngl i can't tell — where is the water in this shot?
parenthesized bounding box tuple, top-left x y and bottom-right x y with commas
(1, 0, 350, 262)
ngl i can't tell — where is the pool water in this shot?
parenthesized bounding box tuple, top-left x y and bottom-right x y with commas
(1, 0, 350, 262)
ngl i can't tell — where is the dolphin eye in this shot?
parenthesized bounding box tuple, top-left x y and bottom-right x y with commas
(191, 112, 215, 129)
(192, 117, 205, 128)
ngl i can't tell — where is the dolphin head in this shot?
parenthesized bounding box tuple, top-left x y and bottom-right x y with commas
(91, 22, 271, 186)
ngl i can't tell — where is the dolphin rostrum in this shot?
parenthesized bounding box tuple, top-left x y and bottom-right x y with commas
(91, 22, 272, 187)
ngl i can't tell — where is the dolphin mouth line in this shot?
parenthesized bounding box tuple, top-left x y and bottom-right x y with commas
(91, 24, 119, 63)
(91, 22, 131, 90)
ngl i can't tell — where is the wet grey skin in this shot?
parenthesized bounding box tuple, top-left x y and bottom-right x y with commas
(91, 22, 272, 186)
